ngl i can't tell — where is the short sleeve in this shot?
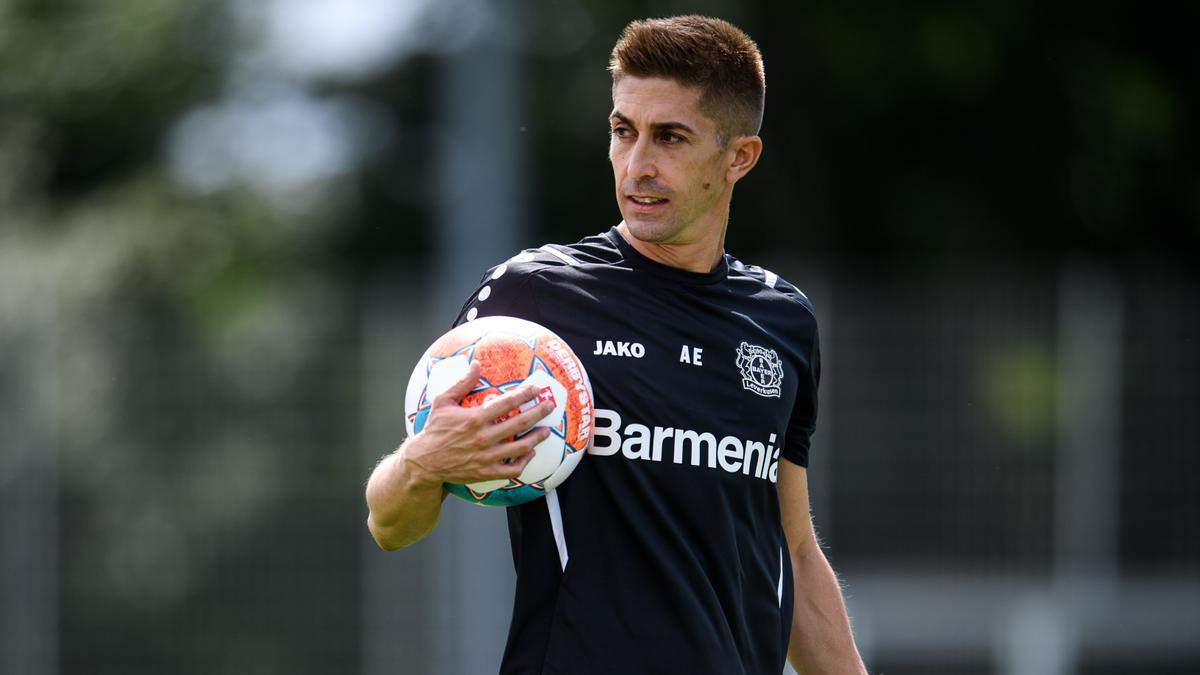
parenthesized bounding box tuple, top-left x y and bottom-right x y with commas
(450, 260, 540, 329)
(782, 325, 820, 468)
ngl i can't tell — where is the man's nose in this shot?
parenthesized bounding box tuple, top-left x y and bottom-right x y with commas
(626, 137, 657, 180)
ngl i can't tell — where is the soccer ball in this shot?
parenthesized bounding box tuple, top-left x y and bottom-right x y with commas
(404, 316, 595, 506)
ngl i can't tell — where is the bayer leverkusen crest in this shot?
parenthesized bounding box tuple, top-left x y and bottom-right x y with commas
(736, 342, 784, 398)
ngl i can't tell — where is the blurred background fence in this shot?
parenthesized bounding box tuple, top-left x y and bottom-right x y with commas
(1, 1, 1197, 674)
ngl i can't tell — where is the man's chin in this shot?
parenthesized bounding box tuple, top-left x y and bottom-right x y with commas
(620, 214, 676, 244)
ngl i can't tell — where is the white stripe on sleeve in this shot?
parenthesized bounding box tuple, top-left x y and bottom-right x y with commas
(539, 245, 580, 267)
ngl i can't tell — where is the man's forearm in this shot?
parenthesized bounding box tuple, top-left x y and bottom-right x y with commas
(365, 439, 445, 551)
(787, 544, 868, 674)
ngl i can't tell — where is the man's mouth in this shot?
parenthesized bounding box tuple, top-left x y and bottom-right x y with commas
(628, 195, 668, 205)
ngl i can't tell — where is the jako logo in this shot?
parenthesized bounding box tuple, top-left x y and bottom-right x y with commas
(588, 408, 781, 483)
(593, 340, 645, 358)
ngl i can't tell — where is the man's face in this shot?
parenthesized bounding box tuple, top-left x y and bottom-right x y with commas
(609, 76, 731, 245)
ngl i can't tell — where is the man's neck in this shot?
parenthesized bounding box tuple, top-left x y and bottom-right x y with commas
(616, 220, 727, 274)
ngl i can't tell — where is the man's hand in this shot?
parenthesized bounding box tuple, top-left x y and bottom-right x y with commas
(404, 360, 555, 488)
(366, 360, 557, 550)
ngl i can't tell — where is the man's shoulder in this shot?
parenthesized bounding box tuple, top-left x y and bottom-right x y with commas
(726, 257, 817, 320)
(459, 233, 619, 324)
(480, 231, 622, 281)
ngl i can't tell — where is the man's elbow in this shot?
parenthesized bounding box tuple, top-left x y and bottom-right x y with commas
(367, 514, 408, 552)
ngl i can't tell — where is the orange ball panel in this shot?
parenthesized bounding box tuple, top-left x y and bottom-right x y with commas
(534, 335, 593, 451)
(472, 333, 535, 386)
(428, 331, 478, 359)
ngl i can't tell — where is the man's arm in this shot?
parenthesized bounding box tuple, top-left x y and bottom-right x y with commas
(778, 459, 868, 674)
(365, 361, 553, 551)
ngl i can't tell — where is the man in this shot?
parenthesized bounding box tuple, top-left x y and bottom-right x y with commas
(366, 15, 868, 675)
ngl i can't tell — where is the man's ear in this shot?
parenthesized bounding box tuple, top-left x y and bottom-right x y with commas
(726, 135, 763, 184)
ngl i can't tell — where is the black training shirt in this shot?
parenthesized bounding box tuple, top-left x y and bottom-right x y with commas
(451, 227, 820, 675)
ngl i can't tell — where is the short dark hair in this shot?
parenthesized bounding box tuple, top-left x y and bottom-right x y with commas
(609, 15, 766, 144)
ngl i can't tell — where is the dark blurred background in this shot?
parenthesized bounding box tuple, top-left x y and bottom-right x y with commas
(1, 1, 1197, 674)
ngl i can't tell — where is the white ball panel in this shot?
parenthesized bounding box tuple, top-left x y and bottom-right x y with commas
(466, 478, 509, 493)
(518, 432, 566, 484)
(542, 448, 584, 490)
(404, 344, 434, 437)
(426, 354, 471, 401)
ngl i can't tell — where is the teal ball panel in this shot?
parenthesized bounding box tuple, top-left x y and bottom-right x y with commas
(444, 482, 547, 507)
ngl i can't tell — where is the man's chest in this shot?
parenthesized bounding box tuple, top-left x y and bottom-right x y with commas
(534, 275, 806, 482)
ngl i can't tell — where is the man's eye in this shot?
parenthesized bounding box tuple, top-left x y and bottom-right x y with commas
(611, 127, 630, 138)
(661, 132, 683, 144)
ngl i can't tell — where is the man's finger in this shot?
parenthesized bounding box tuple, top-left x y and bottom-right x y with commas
(479, 382, 545, 418)
(480, 440, 543, 479)
(475, 453, 529, 480)
(480, 428, 550, 464)
(432, 360, 481, 406)
(488, 400, 556, 442)
(501, 451, 535, 478)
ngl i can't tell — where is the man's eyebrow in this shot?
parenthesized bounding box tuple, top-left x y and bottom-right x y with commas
(609, 111, 696, 136)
